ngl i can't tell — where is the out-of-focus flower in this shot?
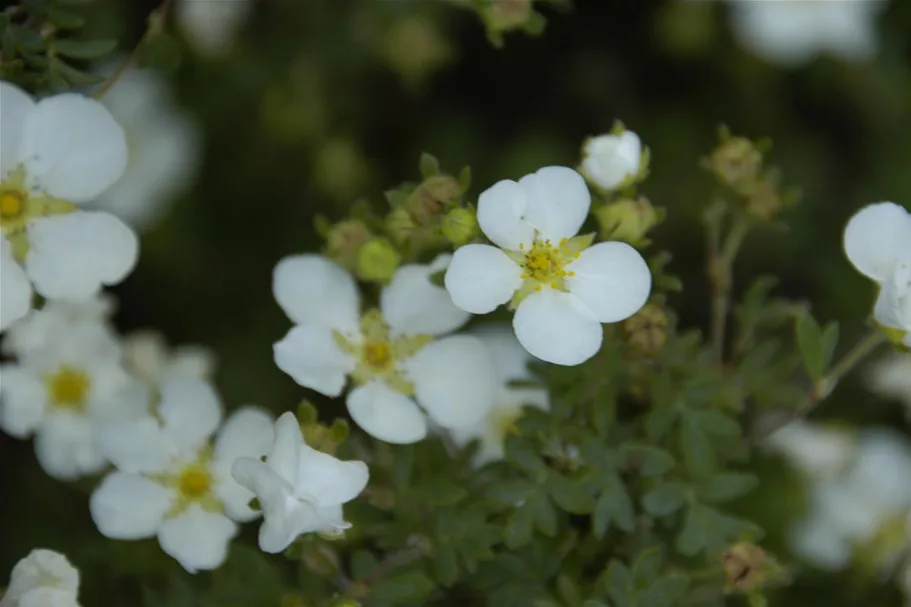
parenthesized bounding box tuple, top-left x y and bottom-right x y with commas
(788, 428, 911, 570)
(0, 549, 81, 607)
(176, 0, 252, 58)
(728, 0, 886, 66)
(0, 81, 136, 325)
(93, 68, 199, 230)
(449, 325, 548, 466)
(1, 294, 117, 359)
(0, 319, 134, 480)
(90, 377, 274, 572)
(232, 412, 369, 554)
(869, 354, 911, 414)
(765, 420, 856, 479)
(445, 166, 652, 366)
(272, 254, 496, 444)
(844, 202, 911, 347)
(581, 130, 643, 191)
(122, 330, 215, 387)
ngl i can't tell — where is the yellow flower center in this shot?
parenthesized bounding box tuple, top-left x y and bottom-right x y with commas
(46, 366, 90, 412)
(0, 190, 25, 220)
(177, 464, 213, 500)
(520, 238, 578, 287)
(363, 340, 393, 370)
(491, 406, 522, 442)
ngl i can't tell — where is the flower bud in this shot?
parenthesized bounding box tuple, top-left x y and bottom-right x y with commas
(407, 175, 462, 224)
(595, 197, 661, 247)
(302, 543, 341, 578)
(706, 136, 762, 190)
(582, 130, 643, 191)
(325, 220, 370, 270)
(385, 208, 417, 244)
(741, 178, 783, 222)
(876, 323, 910, 352)
(623, 303, 669, 355)
(721, 542, 785, 593)
(442, 207, 479, 246)
(356, 238, 401, 283)
(483, 0, 534, 32)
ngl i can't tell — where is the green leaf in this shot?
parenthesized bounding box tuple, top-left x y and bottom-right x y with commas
(47, 8, 85, 29)
(50, 57, 103, 84)
(676, 502, 709, 556)
(619, 443, 675, 476)
(54, 37, 117, 59)
(548, 473, 596, 515)
(603, 561, 634, 607)
(505, 435, 547, 476)
(505, 503, 535, 549)
(487, 479, 532, 507)
(693, 410, 741, 438)
(676, 502, 760, 557)
(370, 572, 436, 604)
(593, 473, 635, 537)
(419, 152, 440, 178)
(433, 544, 459, 587)
(414, 478, 468, 506)
(641, 482, 687, 517)
(350, 549, 378, 581)
(645, 403, 678, 441)
(697, 472, 759, 503)
(680, 413, 714, 477)
(556, 574, 582, 606)
(529, 491, 558, 536)
(639, 574, 691, 607)
(632, 547, 662, 586)
(136, 31, 181, 73)
(795, 309, 826, 380)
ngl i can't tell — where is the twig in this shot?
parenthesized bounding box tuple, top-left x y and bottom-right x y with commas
(708, 215, 750, 365)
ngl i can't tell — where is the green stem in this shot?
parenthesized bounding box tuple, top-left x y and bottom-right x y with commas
(709, 216, 750, 365)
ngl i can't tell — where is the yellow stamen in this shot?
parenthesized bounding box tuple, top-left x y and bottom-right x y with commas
(46, 366, 90, 411)
(177, 465, 213, 500)
(0, 191, 24, 220)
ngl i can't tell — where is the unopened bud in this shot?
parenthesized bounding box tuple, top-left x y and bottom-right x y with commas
(741, 178, 783, 222)
(623, 303, 670, 355)
(356, 239, 401, 283)
(595, 197, 661, 247)
(706, 137, 762, 190)
(442, 207, 479, 245)
(302, 543, 341, 578)
(483, 0, 534, 31)
(408, 175, 461, 224)
(302, 421, 344, 455)
(326, 220, 370, 270)
(721, 542, 776, 593)
(385, 208, 417, 244)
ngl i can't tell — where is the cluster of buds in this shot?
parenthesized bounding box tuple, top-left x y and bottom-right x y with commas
(594, 196, 664, 249)
(623, 301, 670, 355)
(296, 401, 350, 456)
(703, 129, 797, 222)
(721, 541, 788, 601)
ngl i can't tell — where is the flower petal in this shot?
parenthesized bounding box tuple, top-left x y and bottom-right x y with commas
(470, 323, 535, 382)
(273, 324, 354, 396)
(566, 241, 651, 323)
(97, 415, 170, 474)
(296, 444, 369, 506)
(582, 132, 642, 190)
(513, 290, 603, 366)
(0, 82, 35, 178)
(843, 202, 911, 283)
(444, 244, 523, 314)
(158, 376, 223, 455)
(232, 456, 306, 554)
(25, 212, 138, 301)
(213, 407, 275, 522)
(381, 254, 471, 336)
(518, 166, 590, 242)
(6, 549, 79, 600)
(34, 412, 106, 480)
(346, 381, 427, 444)
(0, 364, 45, 438)
(157, 506, 237, 573)
(268, 411, 304, 485)
(1, 241, 33, 332)
(476, 179, 535, 250)
(407, 335, 496, 430)
(273, 255, 360, 332)
(90, 472, 172, 539)
(19, 93, 127, 203)
(18, 587, 80, 607)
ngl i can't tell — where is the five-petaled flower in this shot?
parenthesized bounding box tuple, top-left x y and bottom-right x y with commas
(1, 549, 82, 607)
(844, 202, 911, 347)
(0, 81, 138, 331)
(272, 254, 497, 444)
(232, 412, 369, 554)
(444, 166, 652, 366)
(89, 377, 274, 573)
(581, 130, 643, 192)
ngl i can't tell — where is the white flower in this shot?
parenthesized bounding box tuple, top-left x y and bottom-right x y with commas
(764, 420, 856, 479)
(869, 354, 911, 415)
(92, 68, 199, 229)
(272, 254, 497, 444)
(788, 428, 911, 570)
(176, 0, 252, 57)
(90, 377, 274, 572)
(232, 412, 369, 554)
(0, 323, 133, 480)
(0, 81, 137, 318)
(0, 238, 31, 332)
(581, 130, 642, 191)
(1, 294, 118, 360)
(728, 0, 886, 66)
(444, 166, 652, 366)
(122, 330, 215, 387)
(0, 549, 81, 607)
(844, 202, 911, 347)
(450, 325, 548, 466)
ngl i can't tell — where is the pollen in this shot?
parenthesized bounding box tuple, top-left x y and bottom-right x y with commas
(364, 341, 393, 370)
(177, 465, 213, 500)
(0, 190, 25, 221)
(520, 237, 577, 289)
(46, 366, 90, 412)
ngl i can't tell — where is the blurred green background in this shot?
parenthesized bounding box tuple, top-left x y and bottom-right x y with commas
(2, 0, 911, 605)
